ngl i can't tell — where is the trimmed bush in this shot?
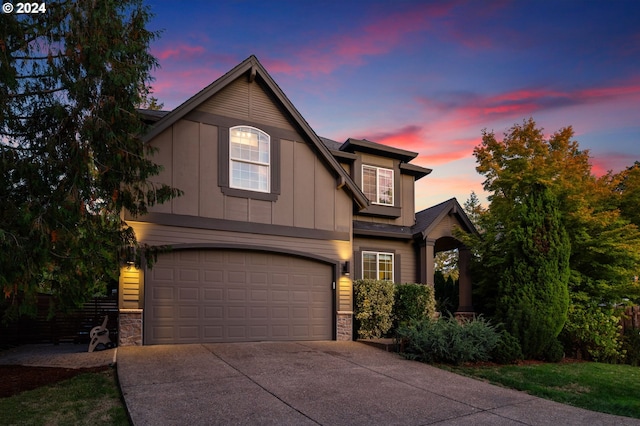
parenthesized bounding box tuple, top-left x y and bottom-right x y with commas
(398, 316, 500, 365)
(559, 303, 624, 363)
(353, 279, 395, 339)
(393, 283, 436, 328)
(542, 338, 565, 362)
(434, 271, 459, 316)
(622, 328, 640, 367)
(490, 329, 523, 364)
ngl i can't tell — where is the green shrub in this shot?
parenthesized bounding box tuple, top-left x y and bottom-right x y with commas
(353, 279, 395, 339)
(398, 316, 500, 365)
(542, 338, 565, 362)
(622, 328, 640, 367)
(490, 329, 523, 364)
(559, 303, 624, 363)
(393, 283, 436, 328)
(434, 271, 458, 316)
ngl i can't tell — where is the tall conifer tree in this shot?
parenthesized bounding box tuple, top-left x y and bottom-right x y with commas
(495, 184, 570, 359)
(0, 1, 180, 319)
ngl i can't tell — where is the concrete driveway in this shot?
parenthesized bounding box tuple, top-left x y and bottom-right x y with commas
(117, 341, 639, 425)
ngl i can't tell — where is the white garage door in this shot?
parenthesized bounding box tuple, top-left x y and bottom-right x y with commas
(144, 249, 333, 344)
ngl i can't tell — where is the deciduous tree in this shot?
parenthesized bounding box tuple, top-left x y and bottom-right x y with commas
(473, 119, 640, 306)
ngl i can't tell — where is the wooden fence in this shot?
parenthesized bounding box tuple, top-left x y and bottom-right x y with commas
(622, 305, 640, 334)
(0, 294, 118, 346)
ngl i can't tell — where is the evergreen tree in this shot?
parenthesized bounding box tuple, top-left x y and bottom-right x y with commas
(0, 1, 180, 319)
(616, 162, 640, 228)
(495, 184, 570, 359)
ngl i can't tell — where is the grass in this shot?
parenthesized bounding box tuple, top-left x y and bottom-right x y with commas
(0, 368, 130, 426)
(444, 361, 640, 419)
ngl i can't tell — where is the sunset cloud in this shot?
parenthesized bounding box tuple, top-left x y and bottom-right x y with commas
(264, 3, 455, 78)
(419, 80, 640, 130)
(152, 44, 206, 61)
(145, 0, 639, 207)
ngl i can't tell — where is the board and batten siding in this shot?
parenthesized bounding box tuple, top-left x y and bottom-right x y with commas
(353, 154, 416, 228)
(144, 72, 351, 233)
(353, 237, 419, 285)
(196, 76, 295, 132)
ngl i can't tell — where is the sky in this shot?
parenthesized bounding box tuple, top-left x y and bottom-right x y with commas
(146, 0, 640, 210)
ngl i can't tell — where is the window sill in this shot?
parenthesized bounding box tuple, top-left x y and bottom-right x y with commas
(221, 186, 279, 201)
(357, 204, 401, 218)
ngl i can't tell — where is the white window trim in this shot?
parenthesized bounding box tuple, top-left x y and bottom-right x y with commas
(362, 251, 394, 281)
(229, 125, 270, 193)
(362, 165, 394, 205)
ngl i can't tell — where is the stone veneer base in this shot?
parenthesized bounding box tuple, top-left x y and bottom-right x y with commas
(118, 309, 143, 346)
(336, 311, 353, 341)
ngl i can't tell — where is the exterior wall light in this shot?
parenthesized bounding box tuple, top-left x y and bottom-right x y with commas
(342, 261, 350, 276)
(126, 246, 136, 265)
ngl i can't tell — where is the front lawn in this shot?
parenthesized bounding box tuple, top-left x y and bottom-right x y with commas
(445, 361, 640, 419)
(0, 368, 130, 425)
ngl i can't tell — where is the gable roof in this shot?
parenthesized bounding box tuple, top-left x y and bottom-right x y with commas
(413, 198, 478, 238)
(141, 55, 368, 209)
(341, 138, 418, 161)
(321, 137, 432, 180)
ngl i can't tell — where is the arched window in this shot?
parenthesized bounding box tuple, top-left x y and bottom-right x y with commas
(229, 126, 270, 192)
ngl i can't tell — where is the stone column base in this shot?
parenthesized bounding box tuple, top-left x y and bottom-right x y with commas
(336, 311, 353, 341)
(118, 309, 143, 346)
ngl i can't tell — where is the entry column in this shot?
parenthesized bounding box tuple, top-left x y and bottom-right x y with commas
(456, 246, 474, 315)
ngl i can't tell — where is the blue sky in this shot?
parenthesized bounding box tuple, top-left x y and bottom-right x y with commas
(146, 0, 640, 209)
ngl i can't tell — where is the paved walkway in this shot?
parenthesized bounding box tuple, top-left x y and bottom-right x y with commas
(0, 343, 116, 369)
(117, 341, 640, 426)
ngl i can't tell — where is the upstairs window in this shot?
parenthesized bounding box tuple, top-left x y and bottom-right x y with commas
(362, 251, 394, 281)
(362, 165, 393, 205)
(230, 126, 270, 193)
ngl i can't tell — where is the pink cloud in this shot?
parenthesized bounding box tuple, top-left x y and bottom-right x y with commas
(152, 44, 206, 61)
(266, 3, 455, 78)
(366, 125, 425, 152)
(591, 153, 637, 177)
(347, 123, 480, 167)
(420, 80, 640, 131)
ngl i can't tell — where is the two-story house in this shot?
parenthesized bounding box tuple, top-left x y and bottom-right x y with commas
(118, 56, 476, 346)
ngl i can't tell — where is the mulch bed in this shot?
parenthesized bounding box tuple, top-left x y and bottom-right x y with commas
(0, 365, 109, 398)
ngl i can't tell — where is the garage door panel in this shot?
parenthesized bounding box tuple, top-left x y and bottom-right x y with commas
(178, 306, 199, 319)
(203, 326, 223, 339)
(228, 306, 246, 318)
(228, 270, 246, 283)
(152, 286, 174, 300)
(145, 250, 333, 344)
(249, 271, 268, 285)
(178, 250, 199, 263)
(178, 287, 199, 300)
(272, 274, 288, 285)
(203, 270, 223, 282)
(203, 288, 223, 301)
(227, 252, 246, 265)
(152, 305, 174, 320)
(227, 289, 247, 301)
(204, 305, 223, 317)
(250, 306, 268, 319)
(179, 268, 199, 282)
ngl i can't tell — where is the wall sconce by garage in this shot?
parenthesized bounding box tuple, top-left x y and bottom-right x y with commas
(342, 261, 350, 276)
(125, 246, 136, 266)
